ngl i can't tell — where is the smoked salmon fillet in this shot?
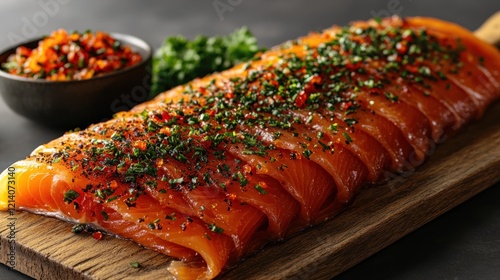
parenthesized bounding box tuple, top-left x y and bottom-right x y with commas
(1, 16, 500, 279)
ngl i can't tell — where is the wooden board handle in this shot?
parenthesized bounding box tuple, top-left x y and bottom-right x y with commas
(475, 11, 500, 46)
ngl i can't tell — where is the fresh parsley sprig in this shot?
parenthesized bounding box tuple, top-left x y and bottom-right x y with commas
(151, 27, 264, 96)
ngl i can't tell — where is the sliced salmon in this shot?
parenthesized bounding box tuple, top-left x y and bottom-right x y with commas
(1, 16, 499, 280)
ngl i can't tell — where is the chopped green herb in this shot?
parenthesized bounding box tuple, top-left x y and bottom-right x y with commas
(166, 213, 177, 220)
(344, 118, 357, 127)
(343, 132, 353, 144)
(95, 189, 105, 200)
(63, 189, 80, 204)
(208, 224, 224, 234)
(101, 211, 109, 221)
(329, 123, 339, 132)
(233, 171, 248, 187)
(168, 177, 183, 187)
(254, 184, 268, 195)
(71, 224, 86, 234)
(384, 92, 399, 102)
(302, 149, 313, 159)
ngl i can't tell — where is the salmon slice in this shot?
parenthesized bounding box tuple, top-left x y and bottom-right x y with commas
(428, 37, 497, 116)
(362, 64, 457, 139)
(349, 87, 432, 162)
(234, 174, 301, 239)
(1, 16, 500, 280)
(181, 189, 266, 257)
(12, 161, 94, 222)
(243, 122, 368, 205)
(230, 147, 336, 225)
(406, 17, 500, 83)
(333, 108, 415, 172)
(291, 110, 391, 182)
(195, 152, 301, 239)
(409, 61, 479, 130)
(138, 158, 268, 258)
(101, 210, 199, 260)
(105, 194, 235, 279)
(406, 17, 500, 115)
(18, 172, 48, 210)
(1, 161, 235, 279)
(136, 136, 298, 254)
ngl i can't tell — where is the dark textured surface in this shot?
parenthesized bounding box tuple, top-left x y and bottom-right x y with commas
(0, 0, 499, 279)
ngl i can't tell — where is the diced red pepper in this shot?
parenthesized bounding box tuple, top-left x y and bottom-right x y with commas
(92, 231, 103, 240)
(295, 91, 308, 108)
(4, 28, 142, 80)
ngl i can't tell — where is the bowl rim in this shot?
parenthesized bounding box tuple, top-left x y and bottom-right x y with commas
(0, 32, 152, 84)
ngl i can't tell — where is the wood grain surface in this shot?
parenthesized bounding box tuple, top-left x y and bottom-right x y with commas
(0, 98, 499, 280)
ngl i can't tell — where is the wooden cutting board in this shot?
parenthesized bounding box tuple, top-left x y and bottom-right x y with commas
(1, 14, 500, 280)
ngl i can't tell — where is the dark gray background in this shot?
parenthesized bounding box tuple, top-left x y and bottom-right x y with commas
(0, 0, 499, 279)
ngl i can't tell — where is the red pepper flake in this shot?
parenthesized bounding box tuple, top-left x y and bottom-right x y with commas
(309, 75, 322, 85)
(263, 72, 274, 80)
(208, 109, 217, 117)
(341, 101, 353, 111)
(303, 75, 322, 95)
(406, 65, 419, 74)
(269, 80, 279, 87)
(402, 30, 414, 42)
(295, 91, 308, 108)
(161, 111, 171, 121)
(109, 180, 118, 189)
(396, 41, 407, 55)
(198, 87, 207, 95)
(92, 231, 103, 240)
(345, 61, 362, 70)
(258, 181, 268, 189)
(133, 140, 147, 151)
(159, 127, 171, 136)
(243, 164, 253, 174)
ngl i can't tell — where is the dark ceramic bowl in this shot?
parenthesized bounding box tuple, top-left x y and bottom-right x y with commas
(0, 33, 152, 127)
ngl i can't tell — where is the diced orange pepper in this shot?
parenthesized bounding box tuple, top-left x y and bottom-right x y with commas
(4, 28, 141, 80)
